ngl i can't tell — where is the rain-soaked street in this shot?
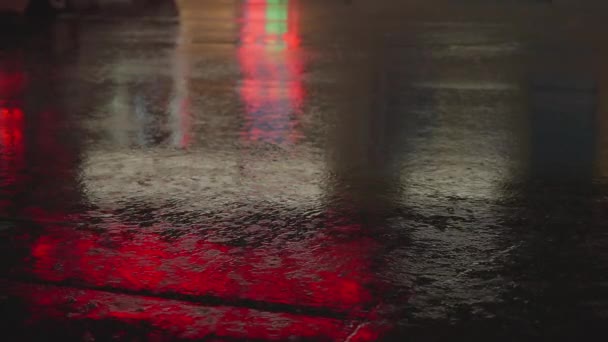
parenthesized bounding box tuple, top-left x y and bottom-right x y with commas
(2, 0, 608, 340)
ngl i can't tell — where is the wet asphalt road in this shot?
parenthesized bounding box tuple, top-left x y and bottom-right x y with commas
(2, 0, 608, 341)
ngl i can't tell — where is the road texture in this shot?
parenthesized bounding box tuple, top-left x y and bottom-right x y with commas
(1, 0, 608, 340)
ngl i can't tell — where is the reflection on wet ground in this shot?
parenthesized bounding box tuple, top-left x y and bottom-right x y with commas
(2, 0, 608, 340)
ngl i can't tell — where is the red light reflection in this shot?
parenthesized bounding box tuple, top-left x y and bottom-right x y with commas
(10, 282, 383, 341)
(0, 60, 27, 193)
(0, 106, 26, 200)
(238, 0, 304, 144)
(16, 209, 385, 340)
(4, 2, 388, 338)
(0, 70, 27, 98)
(0, 107, 24, 160)
(28, 221, 376, 315)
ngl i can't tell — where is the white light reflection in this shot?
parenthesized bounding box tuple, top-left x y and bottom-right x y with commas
(81, 0, 322, 209)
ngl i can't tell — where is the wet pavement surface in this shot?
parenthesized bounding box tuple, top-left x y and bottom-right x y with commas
(2, 0, 608, 341)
